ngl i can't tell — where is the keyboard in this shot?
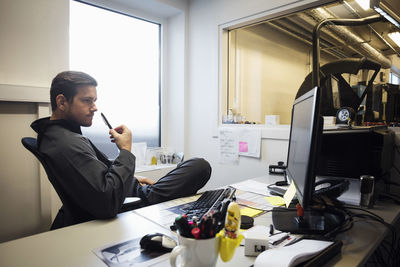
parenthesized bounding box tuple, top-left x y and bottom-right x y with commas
(183, 186, 236, 221)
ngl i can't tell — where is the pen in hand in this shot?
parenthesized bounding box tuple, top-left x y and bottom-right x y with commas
(101, 112, 113, 129)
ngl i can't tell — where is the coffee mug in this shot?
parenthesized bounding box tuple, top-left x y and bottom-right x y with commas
(170, 235, 220, 267)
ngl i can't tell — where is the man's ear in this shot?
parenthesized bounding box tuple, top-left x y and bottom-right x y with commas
(55, 94, 68, 112)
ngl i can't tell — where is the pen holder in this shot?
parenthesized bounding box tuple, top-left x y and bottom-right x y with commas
(217, 230, 244, 262)
(170, 234, 220, 267)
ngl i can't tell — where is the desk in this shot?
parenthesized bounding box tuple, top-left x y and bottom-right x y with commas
(1, 174, 399, 266)
(135, 164, 177, 183)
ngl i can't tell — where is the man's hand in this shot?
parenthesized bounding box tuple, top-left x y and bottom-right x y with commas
(109, 125, 132, 151)
(136, 176, 155, 186)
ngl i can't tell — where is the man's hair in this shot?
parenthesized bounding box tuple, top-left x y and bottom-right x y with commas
(50, 71, 98, 111)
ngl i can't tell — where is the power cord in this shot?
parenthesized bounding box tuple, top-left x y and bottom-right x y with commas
(339, 206, 399, 267)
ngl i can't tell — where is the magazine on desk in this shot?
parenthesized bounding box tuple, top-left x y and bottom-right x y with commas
(93, 237, 171, 267)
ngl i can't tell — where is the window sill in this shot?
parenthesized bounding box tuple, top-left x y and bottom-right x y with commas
(218, 124, 290, 140)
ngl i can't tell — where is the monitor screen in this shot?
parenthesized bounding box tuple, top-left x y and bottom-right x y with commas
(286, 86, 321, 209)
(273, 86, 345, 234)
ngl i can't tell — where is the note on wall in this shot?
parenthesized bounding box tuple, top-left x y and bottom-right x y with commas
(219, 128, 239, 164)
(238, 129, 261, 158)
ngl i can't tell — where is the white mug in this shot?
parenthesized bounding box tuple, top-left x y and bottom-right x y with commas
(170, 235, 220, 267)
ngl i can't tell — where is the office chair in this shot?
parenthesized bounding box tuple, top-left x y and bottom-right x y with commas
(21, 137, 142, 228)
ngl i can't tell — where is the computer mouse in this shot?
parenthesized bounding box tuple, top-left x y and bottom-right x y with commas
(139, 233, 177, 252)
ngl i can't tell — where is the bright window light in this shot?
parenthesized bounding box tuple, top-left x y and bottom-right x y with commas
(388, 32, 400, 47)
(70, 1, 161, 158)
(355, 0, 370, 10)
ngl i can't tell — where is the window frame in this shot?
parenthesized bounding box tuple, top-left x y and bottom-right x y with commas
(217, 0, 340, 140)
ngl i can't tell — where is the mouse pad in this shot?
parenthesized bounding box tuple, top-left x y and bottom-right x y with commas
(94, 237, 170, 266)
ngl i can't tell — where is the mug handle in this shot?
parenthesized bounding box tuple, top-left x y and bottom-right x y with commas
(170, 245, 186, 267)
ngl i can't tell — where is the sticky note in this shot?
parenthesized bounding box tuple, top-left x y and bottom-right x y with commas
(265, 196, 285, 206)
(283, 182, 297, 208)
(240, 207, 263, 217)
(239, 142, 248, 152)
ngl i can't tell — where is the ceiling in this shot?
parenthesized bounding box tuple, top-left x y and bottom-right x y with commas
(261, 0, 400, 68)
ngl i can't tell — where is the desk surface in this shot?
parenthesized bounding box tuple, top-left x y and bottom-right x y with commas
(1, 174, 399, 266)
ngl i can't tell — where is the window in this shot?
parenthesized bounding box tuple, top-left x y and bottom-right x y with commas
(221, 1, 399, 126)
(70, 0, 160, 158)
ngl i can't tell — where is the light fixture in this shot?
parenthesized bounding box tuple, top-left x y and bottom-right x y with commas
(371, 0, 400, 28)
(388, 31, 400, 47)
(355, 0, 370, 10)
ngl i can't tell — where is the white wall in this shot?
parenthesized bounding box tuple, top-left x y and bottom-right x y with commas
(0, 0, 69, 86)
(0, 0, 69, 242)
(163, 12, 187, 152)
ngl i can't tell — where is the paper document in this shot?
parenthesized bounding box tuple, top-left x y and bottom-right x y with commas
(238, 129, 261, 158)
(219, 128, 239, 164)
(254, 239, 334, 267)
(235, 190, 275, 211)
(265, 196, 286, 206)
(283, 182, 297, 208)
(231, 179, 269, 196)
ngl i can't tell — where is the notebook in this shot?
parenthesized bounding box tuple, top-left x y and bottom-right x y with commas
(254, 239, 342, 267)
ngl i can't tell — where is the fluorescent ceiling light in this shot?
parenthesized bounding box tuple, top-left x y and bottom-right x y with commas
(371, 0, 400, 28)
(374, 7, 400, 27)
(388, 32, 400, 47)
(355, 0, 370, 10)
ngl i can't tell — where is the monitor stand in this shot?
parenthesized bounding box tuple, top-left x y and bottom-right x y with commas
(272, 207, 344, 235)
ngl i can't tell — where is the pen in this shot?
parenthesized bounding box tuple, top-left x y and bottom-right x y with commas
(191, 227, 201, 239)
(269, 232, 289, 246)
(101, 112, 113, 129)
(200, 215, 213, 238)
(284, 236, 303, 246)
(174, 215, 192, 238)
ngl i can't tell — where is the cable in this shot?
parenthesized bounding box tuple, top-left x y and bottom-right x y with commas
(259, 199, 399, 265)
(341, 206, 398, 267)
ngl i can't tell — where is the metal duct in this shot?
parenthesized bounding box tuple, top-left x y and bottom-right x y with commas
(294, 13, 363, 57)
(306, 7, 392, 69)
(277, 17, 356, 58)
(267, 21, 349, 59)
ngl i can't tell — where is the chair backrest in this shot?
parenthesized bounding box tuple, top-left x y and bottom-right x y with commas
(21, 137, 63, 199)
(21, 137, 42, 161)
(21, 137, 142, 217)
(21, 137, 56, 180)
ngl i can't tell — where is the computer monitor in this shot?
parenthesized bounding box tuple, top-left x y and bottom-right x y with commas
(272, 86, 344, 234)
(285, 86, 321, 209)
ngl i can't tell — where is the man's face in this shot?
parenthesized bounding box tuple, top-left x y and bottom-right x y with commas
(65, 85, 98, 127)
